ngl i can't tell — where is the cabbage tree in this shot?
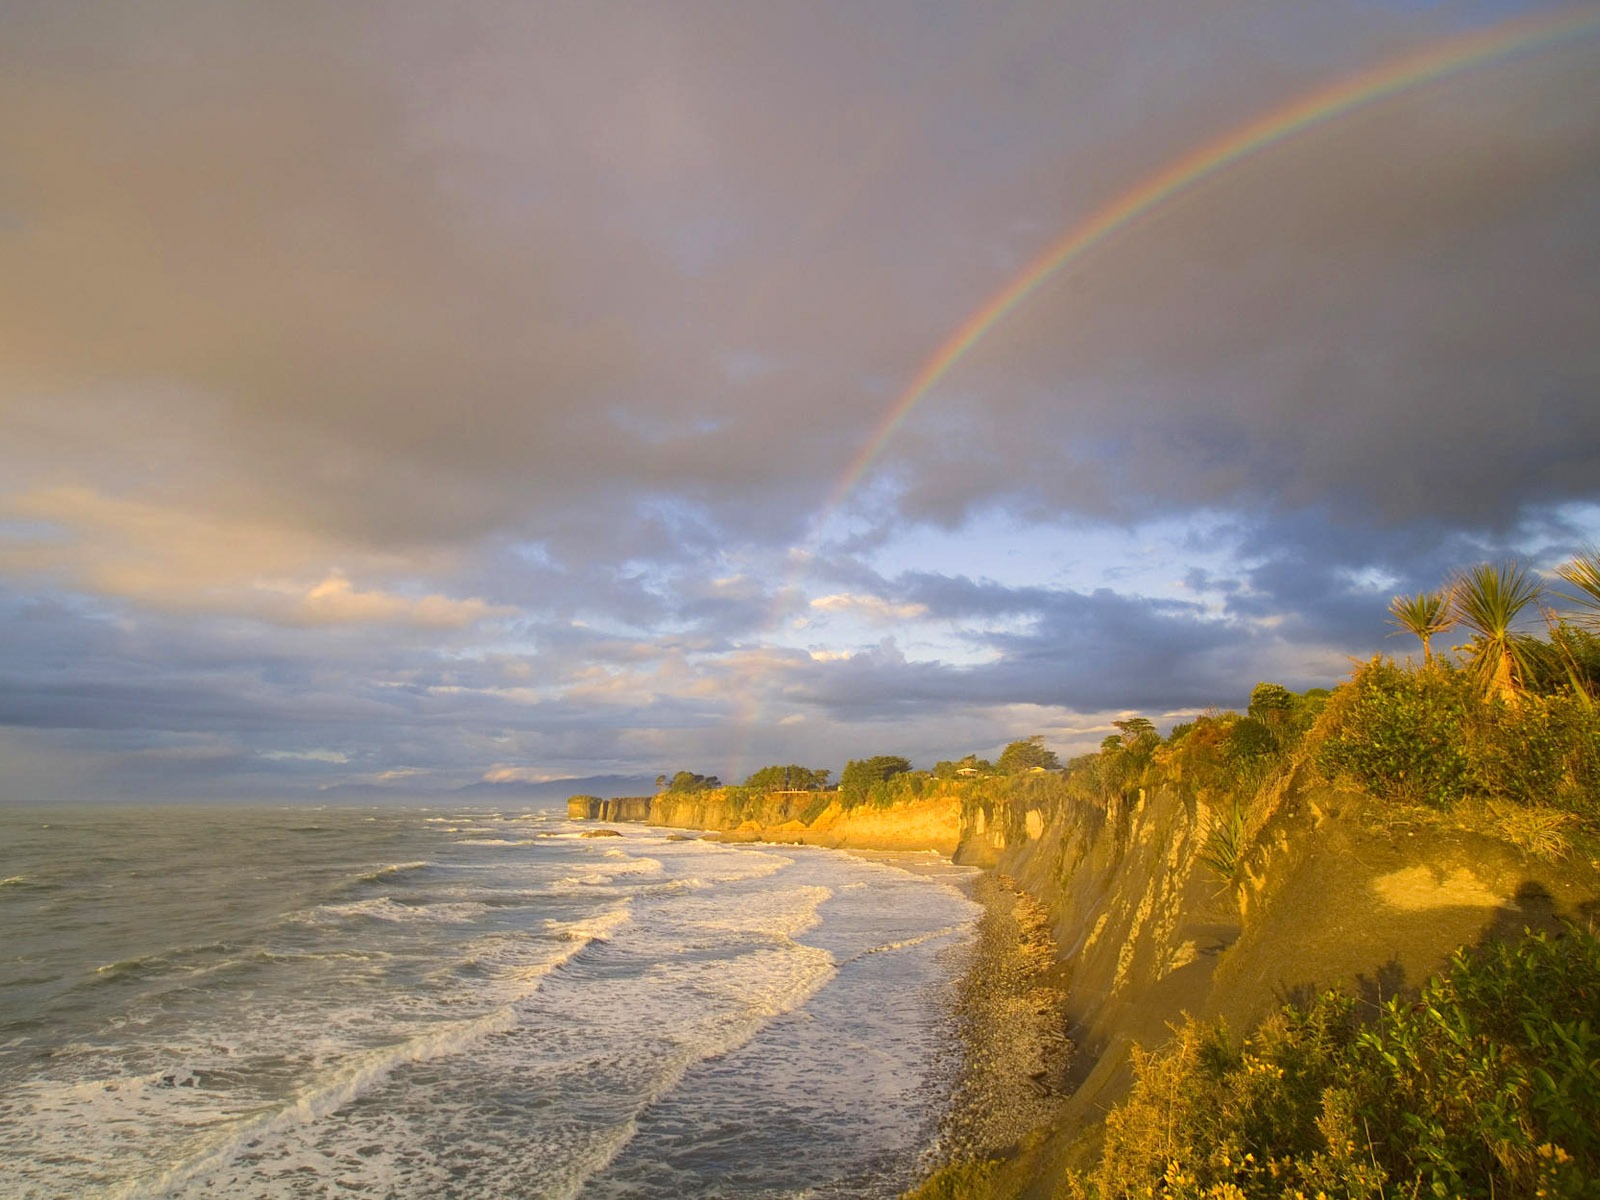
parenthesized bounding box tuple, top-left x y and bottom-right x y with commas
(1450, 563, 1541, 704)
(1387, 590, 1453, 665)
(1556, 547, 1600, 630)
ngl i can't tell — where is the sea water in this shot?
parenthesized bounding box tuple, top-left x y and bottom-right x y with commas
(0, 805, 979, 1198)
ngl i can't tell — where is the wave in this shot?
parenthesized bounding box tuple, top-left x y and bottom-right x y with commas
(353, 861, 432, 884)
(849, 920, 977, 962)
(247, 946, 395, 965)
(549, 940, 840, 1196)
(88, 940, 236, 985)
(546, 907, 632, 944)
(103, 905, 635, 1200)
(674, 885, 834, 941)
(292, 897, 491, 926)
(452, 837, 537, 846)
(550, 853, 665, 891)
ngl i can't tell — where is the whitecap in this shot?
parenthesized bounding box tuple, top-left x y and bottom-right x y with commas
(354, 860, 432, 884)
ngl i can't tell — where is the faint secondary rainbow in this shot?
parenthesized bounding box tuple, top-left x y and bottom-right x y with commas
(821, 7, 1600, 519)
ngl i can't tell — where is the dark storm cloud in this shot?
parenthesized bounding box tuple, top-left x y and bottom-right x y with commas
(890, 572, 1059, 619)
(884, 37, 1600, 536)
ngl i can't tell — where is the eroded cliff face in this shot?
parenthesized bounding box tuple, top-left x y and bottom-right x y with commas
(565, 795, 652, 822)
(571, 788, 965, 855)
(961, 771, 1600, 1187)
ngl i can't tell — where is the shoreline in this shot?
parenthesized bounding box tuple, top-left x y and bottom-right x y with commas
(714, 836, 1066, 1195)
(616, 822, 1074, 1195)
(713, 834, 1014, 1197)
(908, 872, 1073, 1198)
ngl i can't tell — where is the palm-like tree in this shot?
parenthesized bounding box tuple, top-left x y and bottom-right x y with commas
(1450, 562, 1542, 704)
(1387, 590, 1453, 665)
(1556, 547, 1600, 630)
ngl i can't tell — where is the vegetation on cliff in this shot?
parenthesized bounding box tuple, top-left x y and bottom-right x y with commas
(1066, 925, 1600, 1199)
(740, 763, 831, 791)
(840, 755, 915, 803)
(656, 770, 723, 793)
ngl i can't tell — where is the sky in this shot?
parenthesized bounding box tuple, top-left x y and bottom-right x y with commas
(3, 0, 1598, 800)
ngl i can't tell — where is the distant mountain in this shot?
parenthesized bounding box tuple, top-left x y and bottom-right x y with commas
(307, 774, 659, 807)
(452, 775, 660, 803)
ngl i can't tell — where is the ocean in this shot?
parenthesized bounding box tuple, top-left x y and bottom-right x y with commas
(0, 804, 980, 1199)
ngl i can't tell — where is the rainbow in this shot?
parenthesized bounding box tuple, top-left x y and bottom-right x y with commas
(822, 8, 1600, 517)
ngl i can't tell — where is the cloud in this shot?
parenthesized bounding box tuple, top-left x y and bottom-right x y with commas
(886, 51, 1600, 533)
(0, 488, 507, 628)
(810, 592, 930, 622)
(1, 3, 1596, 797)
(296, 573, 509, 630)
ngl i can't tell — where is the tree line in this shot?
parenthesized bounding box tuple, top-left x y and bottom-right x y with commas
(653, 735, 1068, 804)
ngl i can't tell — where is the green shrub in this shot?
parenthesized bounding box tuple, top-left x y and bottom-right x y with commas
(720, 790, 752, 823)
(1069, 924, 1600, 1199)
(838, 755, 912, 807)
(1314, 658, 1474, 808)
(1313, 657, 1600, 819)
(904, 1158, 1002, 1199)
(1467, 691, 1600, 818)
(799, 792, 833, 825)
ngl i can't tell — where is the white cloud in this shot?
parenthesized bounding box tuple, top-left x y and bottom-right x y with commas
(810, 593, 929, 622)
(260, 748, 351, 763)
(0, 487, 508, 628)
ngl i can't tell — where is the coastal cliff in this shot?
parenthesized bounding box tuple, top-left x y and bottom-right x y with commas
(568, 789, 965, 855)
(947, 770, 1599, 1194)
(566, 795, 653, 822)
(571, 756, 1600, 1196)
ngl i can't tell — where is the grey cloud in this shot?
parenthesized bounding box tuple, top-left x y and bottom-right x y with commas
(883, 44, 1600, 536)
(16, 0, 1580, 566)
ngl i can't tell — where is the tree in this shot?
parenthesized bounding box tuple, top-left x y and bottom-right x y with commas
(665, 771, 721, 793)
(838, 755, 911, 800)
(1387, 590, 1454, 665)
(1247, 683, 1293, 723)
(997, 735, 1060, 774)
(1246, 683, 1295, 749)
(1451, 562, 1542, 705)
(933, 754, 993, 779)
(1112, 717, 1156, 746)
(742, 764, 830, 791)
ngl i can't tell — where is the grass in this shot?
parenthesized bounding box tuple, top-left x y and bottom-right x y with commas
(1478, 800, 1580, 863)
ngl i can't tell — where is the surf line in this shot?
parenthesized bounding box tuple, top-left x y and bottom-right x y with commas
(820, 8, 1600, 520)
